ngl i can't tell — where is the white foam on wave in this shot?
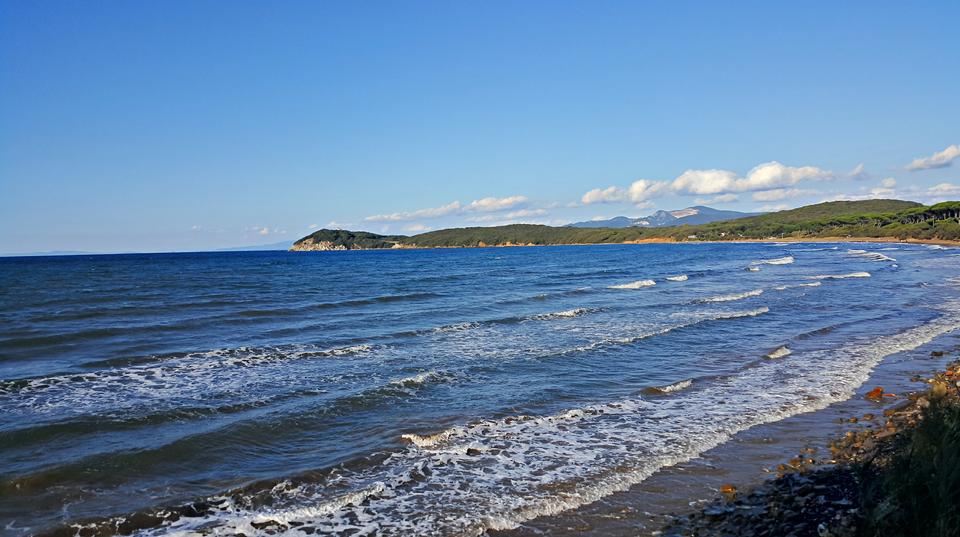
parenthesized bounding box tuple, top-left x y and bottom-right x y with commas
(128, 302, 960, 536)
(807, 272, 871, 280)
(433, 322, 481, 333)
(772, 281, 822, 291)
(529, 308, 592, 321)
(660, 379, 693, 393)
(609, 280, 656, 289)
(0, 343, 377, 417)
(666, 275, 688, 282)
(564, 307, 770, 356)
(846, 249, 896, 262)
(388, 371, 446, 389)
(746, 266, 761, 272)
(751, 256, 794, 266)
(700, 289, 764, 303)
(765, 346, 791, 359)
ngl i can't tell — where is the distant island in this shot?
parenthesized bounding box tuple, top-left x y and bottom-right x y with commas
(291, 199, 960, 251)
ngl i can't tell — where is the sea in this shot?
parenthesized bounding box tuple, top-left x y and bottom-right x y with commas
(1, 242, 959, 536)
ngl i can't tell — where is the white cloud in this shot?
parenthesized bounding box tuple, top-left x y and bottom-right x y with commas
(365, 201, 463, 222)
(906, 144, 960, 171)
(404, 223, 430, 232)
(365, 195, 531, 222)
(739, 162, 833, 191)
(465, 196, 528, 212)
(191, 225, 202, 231)
(582, 180, 667, 205)
(751, 188, 817, 201)
(694, 193, 739, 204)
(506, 208, 547, 218)
(848, 163, 870, 180)
(246, 226, 285, 236)
(758, 203, 789, 212)
(466, 208, 548, 223)
(582, 161, 832, 210)
(308, 223, 318, 229)
(627, 179, 668, 202)
(868, 186, 895, 197)
(671, 169, 739, 195)
(581, 186, 627, 204)
(821, 179, 960, 203)
(672, 162, 833, 195)
(927, 182, 960, 197)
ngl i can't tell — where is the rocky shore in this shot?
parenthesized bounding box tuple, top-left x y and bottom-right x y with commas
(660, 359, 960, 537)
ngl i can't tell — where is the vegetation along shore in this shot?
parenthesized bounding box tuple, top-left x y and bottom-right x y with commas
(660, 358, 960, 537)
(291, 200, 960, 251)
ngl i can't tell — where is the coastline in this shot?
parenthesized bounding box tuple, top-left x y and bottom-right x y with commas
(291, 236, 960, 252)
(660, 356, 960, 537)
(494, 329, 960, 537)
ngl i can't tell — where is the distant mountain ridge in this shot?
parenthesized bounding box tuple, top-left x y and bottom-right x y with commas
(567, 206, 762, 228)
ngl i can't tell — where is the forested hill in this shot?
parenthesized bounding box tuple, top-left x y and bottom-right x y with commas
(292, 200, 960, 250)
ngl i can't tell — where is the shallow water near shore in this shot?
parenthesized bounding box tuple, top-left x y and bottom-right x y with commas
(2, 243, 960, 535)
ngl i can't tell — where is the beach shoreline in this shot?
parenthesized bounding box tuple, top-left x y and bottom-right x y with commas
(291, 236, 960, 252)
(494, 330, 960, 537)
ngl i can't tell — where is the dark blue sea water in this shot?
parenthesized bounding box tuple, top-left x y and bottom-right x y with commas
(2, 243, 959, 536)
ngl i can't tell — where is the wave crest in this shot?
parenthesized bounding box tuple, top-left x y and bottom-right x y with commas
(765, 346, 791, 359)
(846, 249, 896, 262)
(751, 256, 794, 266)
(643, 379, 693, 395)
(700, 289, 763, 303)
(807, 272, 871, 280)
(609, 280, 656, 289)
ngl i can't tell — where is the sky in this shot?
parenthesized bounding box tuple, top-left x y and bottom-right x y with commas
(1, 1, 958, 254)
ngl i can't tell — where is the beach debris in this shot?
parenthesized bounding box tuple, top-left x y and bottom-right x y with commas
(864, 386, 884, 401)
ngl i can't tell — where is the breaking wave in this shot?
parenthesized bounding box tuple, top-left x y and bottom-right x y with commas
(807, 272, 871, 280)
(772, 281, 822, 291)
(0, 343, 376, 416)
(765, 346, 791, 359)
(643, 379, 693, 395)
(699, 289, 764, 303)
(665, 275, 688, 282)
(528, 308, 593, 320)
(846, 249, 896, 262)
(751, 256, 794, 266)
(88, 303, 960, 537)
(609, 280, 656, 289)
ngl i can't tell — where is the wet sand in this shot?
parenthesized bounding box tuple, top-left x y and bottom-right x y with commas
(494, 331, 960, 537)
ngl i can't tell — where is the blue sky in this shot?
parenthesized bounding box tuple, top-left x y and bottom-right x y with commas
(1, 1, 958, 253)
